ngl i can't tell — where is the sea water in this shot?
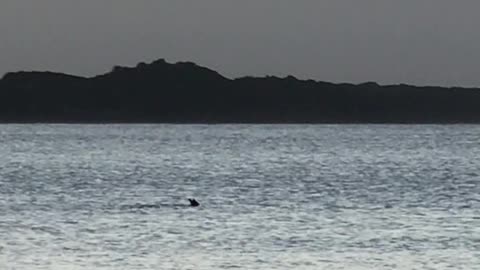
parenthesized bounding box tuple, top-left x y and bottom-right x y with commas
(0, 124, 479, 270)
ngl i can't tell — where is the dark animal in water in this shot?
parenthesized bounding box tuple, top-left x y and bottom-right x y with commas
(188, 199, 200, 207)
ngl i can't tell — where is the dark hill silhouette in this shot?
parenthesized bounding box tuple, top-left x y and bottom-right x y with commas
(1, 59, 480, 123)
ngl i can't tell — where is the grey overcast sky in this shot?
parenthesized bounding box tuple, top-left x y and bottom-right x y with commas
(1, 0, 479, 86)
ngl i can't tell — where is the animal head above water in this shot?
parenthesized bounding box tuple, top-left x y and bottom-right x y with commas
(188, 198, 200, 207)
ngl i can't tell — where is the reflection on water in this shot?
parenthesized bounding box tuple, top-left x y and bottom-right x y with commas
(0, 124, 479, 270)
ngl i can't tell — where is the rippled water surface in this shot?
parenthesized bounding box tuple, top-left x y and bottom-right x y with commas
(0, 125, 479, 270)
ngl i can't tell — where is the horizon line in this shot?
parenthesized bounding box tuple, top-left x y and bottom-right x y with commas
(1, 58, 478, 90)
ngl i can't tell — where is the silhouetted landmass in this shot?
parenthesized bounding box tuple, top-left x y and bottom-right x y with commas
(1, 59, 480, 123)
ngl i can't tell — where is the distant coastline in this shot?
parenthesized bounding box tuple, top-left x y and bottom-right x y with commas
(1, 58, 480, 124)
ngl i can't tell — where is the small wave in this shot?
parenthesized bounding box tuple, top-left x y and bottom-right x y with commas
(62, 246, 84, 252)
(64, 220, 79, 224)
(31, 226, 62, 236)
(120, 203, 192, 210)
(219, 264, 242, 269)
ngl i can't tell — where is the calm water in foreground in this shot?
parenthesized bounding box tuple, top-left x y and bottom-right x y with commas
(0, 125, 479, 270)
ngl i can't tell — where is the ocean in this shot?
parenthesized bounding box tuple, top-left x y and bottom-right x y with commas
(0, 124, 479, 270)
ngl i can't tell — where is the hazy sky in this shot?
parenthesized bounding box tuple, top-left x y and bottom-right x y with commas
(1, 0, 479, 86)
